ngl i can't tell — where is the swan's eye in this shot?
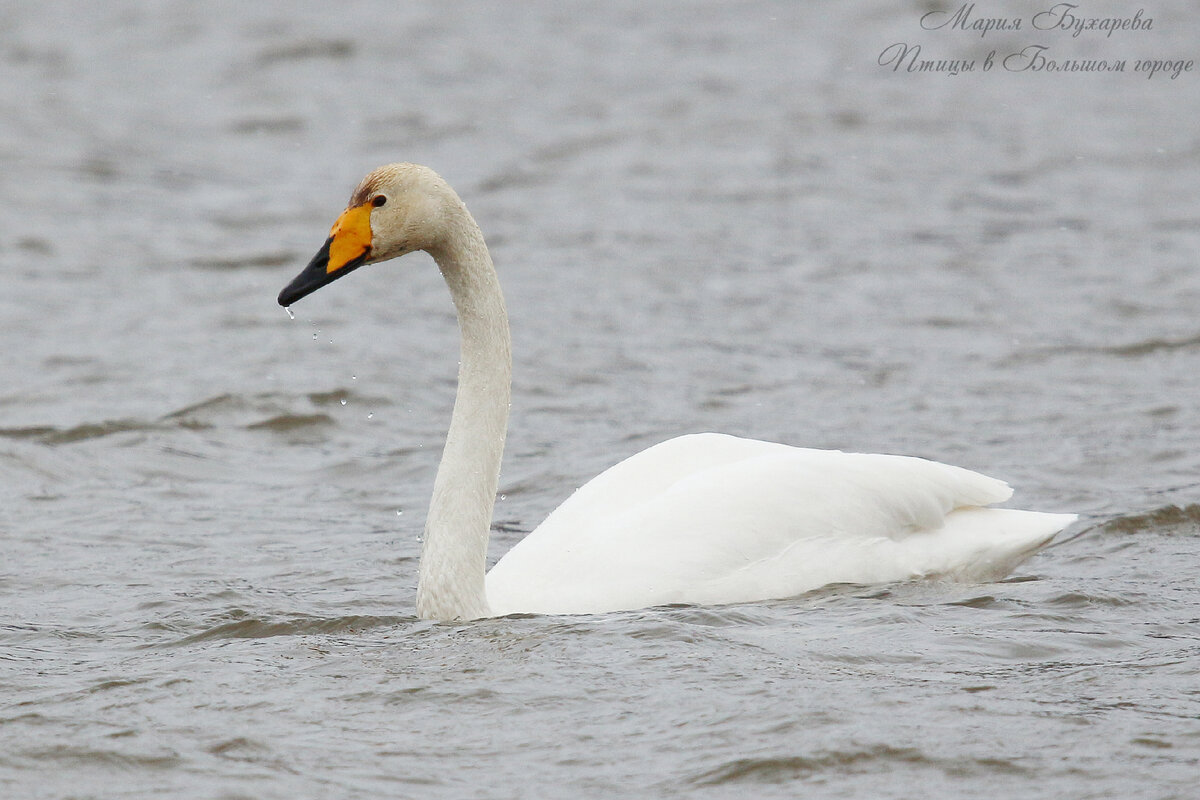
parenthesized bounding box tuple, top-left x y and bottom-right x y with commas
(372, 195, 387, 208)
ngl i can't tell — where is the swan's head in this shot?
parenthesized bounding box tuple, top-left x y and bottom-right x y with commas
(278, 163, 458, 306)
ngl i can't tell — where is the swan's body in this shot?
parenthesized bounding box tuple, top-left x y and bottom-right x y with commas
(278, 163, 1075, 621)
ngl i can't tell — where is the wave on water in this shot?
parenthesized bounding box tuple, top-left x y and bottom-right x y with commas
(6, 743, 184, 772)
(1003, 332, 1200, 365)
(172, 612, 409, 645)
(689, 744, 1029, 786)
(0, 420, 151, 445)
(188, 251, 296, 271)
(1100, 504, 1200, 535)
(0, 390, 383, 445)
(1046, 504, 1200, 552)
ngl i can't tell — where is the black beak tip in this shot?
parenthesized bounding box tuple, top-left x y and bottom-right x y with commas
(278, 237, 335, 308)
(277, 272, 314, 306)
(278, 237, 371, 308)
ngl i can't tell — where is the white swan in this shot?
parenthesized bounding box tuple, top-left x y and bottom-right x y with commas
(278, 163, 1075, 621)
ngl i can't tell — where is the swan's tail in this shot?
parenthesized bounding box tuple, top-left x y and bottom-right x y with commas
(929, 507, 1076, 582)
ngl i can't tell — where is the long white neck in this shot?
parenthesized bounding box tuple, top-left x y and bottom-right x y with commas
(415, 201, 511, 621)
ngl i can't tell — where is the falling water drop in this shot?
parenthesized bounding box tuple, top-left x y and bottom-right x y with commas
(284, 307, 295, 320)
(340, 398, 347, 406)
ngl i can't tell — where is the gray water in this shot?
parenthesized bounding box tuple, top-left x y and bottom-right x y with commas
(3, 1, 1200, 797)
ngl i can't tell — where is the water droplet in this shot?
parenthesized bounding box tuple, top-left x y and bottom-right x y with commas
(351, 375, 357, 380)
(312, 332, 318, 340)
(339, 398, 347, 406)
(396, 509, 404, 516)
(284, 307, 295, 320)
(367, 412, 374, 419)
(499, 494, 507, 501)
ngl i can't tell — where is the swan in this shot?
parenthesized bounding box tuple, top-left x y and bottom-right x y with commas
(277, 163, 1075, 621)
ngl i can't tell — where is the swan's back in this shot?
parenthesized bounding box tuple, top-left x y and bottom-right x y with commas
(485, 434, 1073, 616)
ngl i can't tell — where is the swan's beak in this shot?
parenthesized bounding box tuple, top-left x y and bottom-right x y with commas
(278, 203, 374, 306)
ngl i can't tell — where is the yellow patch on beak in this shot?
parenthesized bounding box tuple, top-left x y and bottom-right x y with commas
(327, 203, 373, 274)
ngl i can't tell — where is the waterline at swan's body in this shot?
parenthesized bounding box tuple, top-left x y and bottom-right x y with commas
(277, 162, 1075, 621)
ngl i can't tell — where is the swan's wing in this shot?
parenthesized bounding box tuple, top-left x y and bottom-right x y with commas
(485, 433, 1073, 615)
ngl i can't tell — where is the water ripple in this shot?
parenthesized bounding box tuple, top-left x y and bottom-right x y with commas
(690, 745, 1029, 786)
(173, 613, 408, 645)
